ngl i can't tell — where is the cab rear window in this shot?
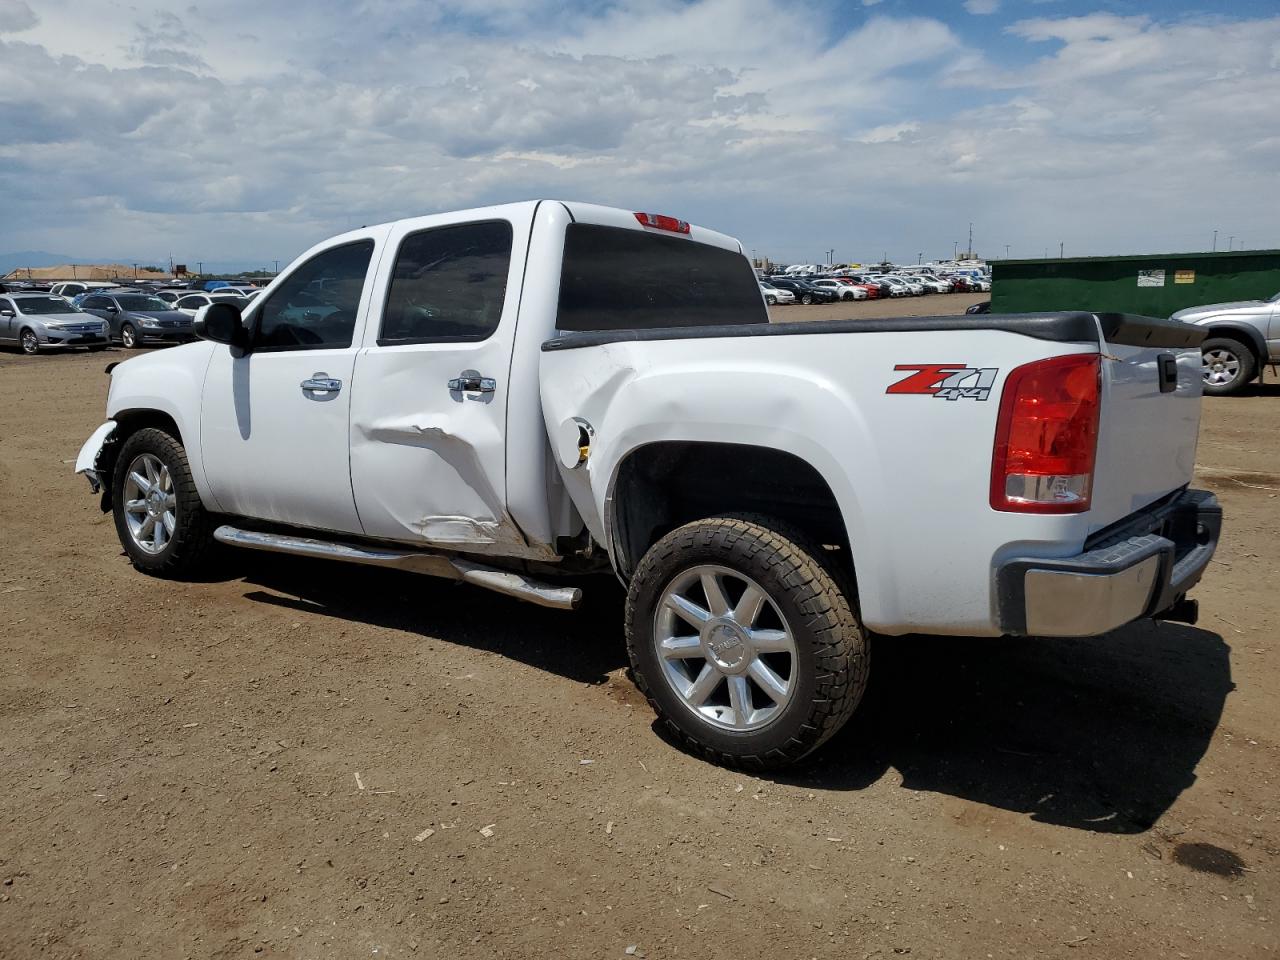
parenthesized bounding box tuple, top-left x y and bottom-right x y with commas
(557, 224, 766, 332)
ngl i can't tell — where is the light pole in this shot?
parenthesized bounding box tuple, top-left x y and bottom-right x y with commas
(953, 241, 959, 260)
(133, 263, 138, 279)
(1212, 229, 1218, 252)
(1228, 235, 1234, 251)
(197, 261, 203, 276)
(273, 259, 279, 275)
(1005, 244, 1010, 259)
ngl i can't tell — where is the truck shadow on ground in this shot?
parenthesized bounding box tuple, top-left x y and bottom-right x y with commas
(235, 555, 1231, 836)
(786, 621, 1233, 834)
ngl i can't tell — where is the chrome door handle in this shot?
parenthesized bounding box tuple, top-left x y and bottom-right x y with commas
(301, 375, 342, 393)
(448, 372, 496, 394)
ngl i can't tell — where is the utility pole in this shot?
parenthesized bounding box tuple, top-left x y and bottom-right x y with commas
(968, 222, 973, 259)
(197, 261, 203, 276)
(1005, 244, 1010, 259)
(1227, 236, 1234, 251)
(273, 259, 279, 275)
(133, 263, 138, 279)
(953, 241, 959, 260)
(1059, 242, 1064, 258)
(1212, 230, 1217, 252)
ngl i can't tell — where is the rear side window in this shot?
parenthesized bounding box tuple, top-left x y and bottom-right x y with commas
(380, 221, 513, 345)
(557, 224, 767, 332)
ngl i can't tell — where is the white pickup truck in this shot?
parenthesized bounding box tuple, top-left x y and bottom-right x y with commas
(76, 200, 1221, 769)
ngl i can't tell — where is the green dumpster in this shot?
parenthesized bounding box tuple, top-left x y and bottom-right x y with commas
(991, 250, 1280, 317)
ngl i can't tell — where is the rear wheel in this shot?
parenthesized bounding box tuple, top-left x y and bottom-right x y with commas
(1201, 337, 1255, 396)
(19, 328, 39, 355)
(111, 427, 216, 576)
(765, 295, 777, 305)
(626, 516, 868, 769)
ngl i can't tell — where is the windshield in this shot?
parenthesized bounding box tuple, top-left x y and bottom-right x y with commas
(1269, 291, 1280, 303)
(117, 295, 172, 312)
(16, 296, 80, 315)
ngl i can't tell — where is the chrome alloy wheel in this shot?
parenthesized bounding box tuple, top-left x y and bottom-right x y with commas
(653, 565, 797, 732)
(122, 453, 177, 554)
(1202, 347, 1240, 387)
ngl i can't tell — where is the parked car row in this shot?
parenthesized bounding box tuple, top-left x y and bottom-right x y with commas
(758, 269, 988, 306)
(0, 282, 262, 355)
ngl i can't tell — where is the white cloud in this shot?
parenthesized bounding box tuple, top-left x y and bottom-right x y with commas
(964, 0, 1000, 15)
(0, 0, 37, 31)
(0, 2, 1277, 265)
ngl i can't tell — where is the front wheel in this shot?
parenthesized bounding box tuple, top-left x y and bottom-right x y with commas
(626, 516, 869, 769)
(111, 427, 216, 576)
(800, 294, 814, 305)
(1201, 337, 1255, 396)
(19, 328, 39, 355)
(765, 295, 777, 305)
(120, 323, 142, 349)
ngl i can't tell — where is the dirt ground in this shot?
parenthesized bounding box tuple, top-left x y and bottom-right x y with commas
(0, 324, 1276, 959)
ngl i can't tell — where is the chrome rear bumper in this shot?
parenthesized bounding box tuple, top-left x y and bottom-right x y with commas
(997, 489, 1221, 637)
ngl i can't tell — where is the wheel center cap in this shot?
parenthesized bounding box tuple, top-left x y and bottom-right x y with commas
(703, 622, 750, 673)
(147, 491, 164, 517)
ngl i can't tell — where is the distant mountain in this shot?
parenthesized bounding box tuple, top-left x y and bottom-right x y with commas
(0, 251, 84, 274)
(0, 251, 274, 276)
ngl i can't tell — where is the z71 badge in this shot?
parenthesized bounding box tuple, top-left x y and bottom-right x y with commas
(886, 363, 999, 401)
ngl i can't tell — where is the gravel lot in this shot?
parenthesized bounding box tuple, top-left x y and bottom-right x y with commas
(0, 324, 1275, 959)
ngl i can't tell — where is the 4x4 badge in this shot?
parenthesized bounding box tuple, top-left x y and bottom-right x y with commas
(887, 364, 999, 401)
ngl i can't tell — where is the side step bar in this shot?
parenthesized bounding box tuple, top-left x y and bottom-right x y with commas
(213, 525, 582, 611)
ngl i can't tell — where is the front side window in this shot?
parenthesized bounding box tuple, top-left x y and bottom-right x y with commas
(254, 240, 374, 351)
(557, 224, 767, 332)
(380, 221, 513, 345)
(176, 296, 207, 310)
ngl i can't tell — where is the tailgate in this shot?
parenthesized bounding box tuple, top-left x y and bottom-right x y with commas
(1088, 314, 1206, 532)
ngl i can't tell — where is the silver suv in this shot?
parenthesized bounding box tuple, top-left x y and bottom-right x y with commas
(1173, 292, 1280, 395)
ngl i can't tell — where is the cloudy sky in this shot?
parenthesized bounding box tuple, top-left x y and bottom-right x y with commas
(1, 0, 1278, 269)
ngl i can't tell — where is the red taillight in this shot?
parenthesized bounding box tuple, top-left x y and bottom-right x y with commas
(634, 212, 691, 234)
(991, 353, 1101, 514)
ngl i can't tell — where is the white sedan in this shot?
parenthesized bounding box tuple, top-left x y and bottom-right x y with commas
(759, 281, 796, 305)
(812, 279, 868, 301)
(173, 292, 250, 316)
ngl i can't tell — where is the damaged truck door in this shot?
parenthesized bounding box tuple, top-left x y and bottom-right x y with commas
(348, 216, 544, 557)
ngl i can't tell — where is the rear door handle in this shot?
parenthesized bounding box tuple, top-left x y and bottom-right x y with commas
(448, 371, 496, 394)
(301, 375, 342, 394)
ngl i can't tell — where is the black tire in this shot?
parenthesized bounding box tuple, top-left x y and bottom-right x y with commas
(625, 515, 869, 770)
(1201, 337, 1256, 396)
(19, 328, 39, 355)
(765, 295, 777, 306)
(841, 292, 854, 301)
(800, 293, 814, 305)
(121, 323, 142, 349)
(111, 427, 216, 576)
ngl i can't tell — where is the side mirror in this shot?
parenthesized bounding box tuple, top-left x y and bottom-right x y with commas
(194, 301, 251, 355)
(105, 304, 118, 313)
(0, 309, 13, 318)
